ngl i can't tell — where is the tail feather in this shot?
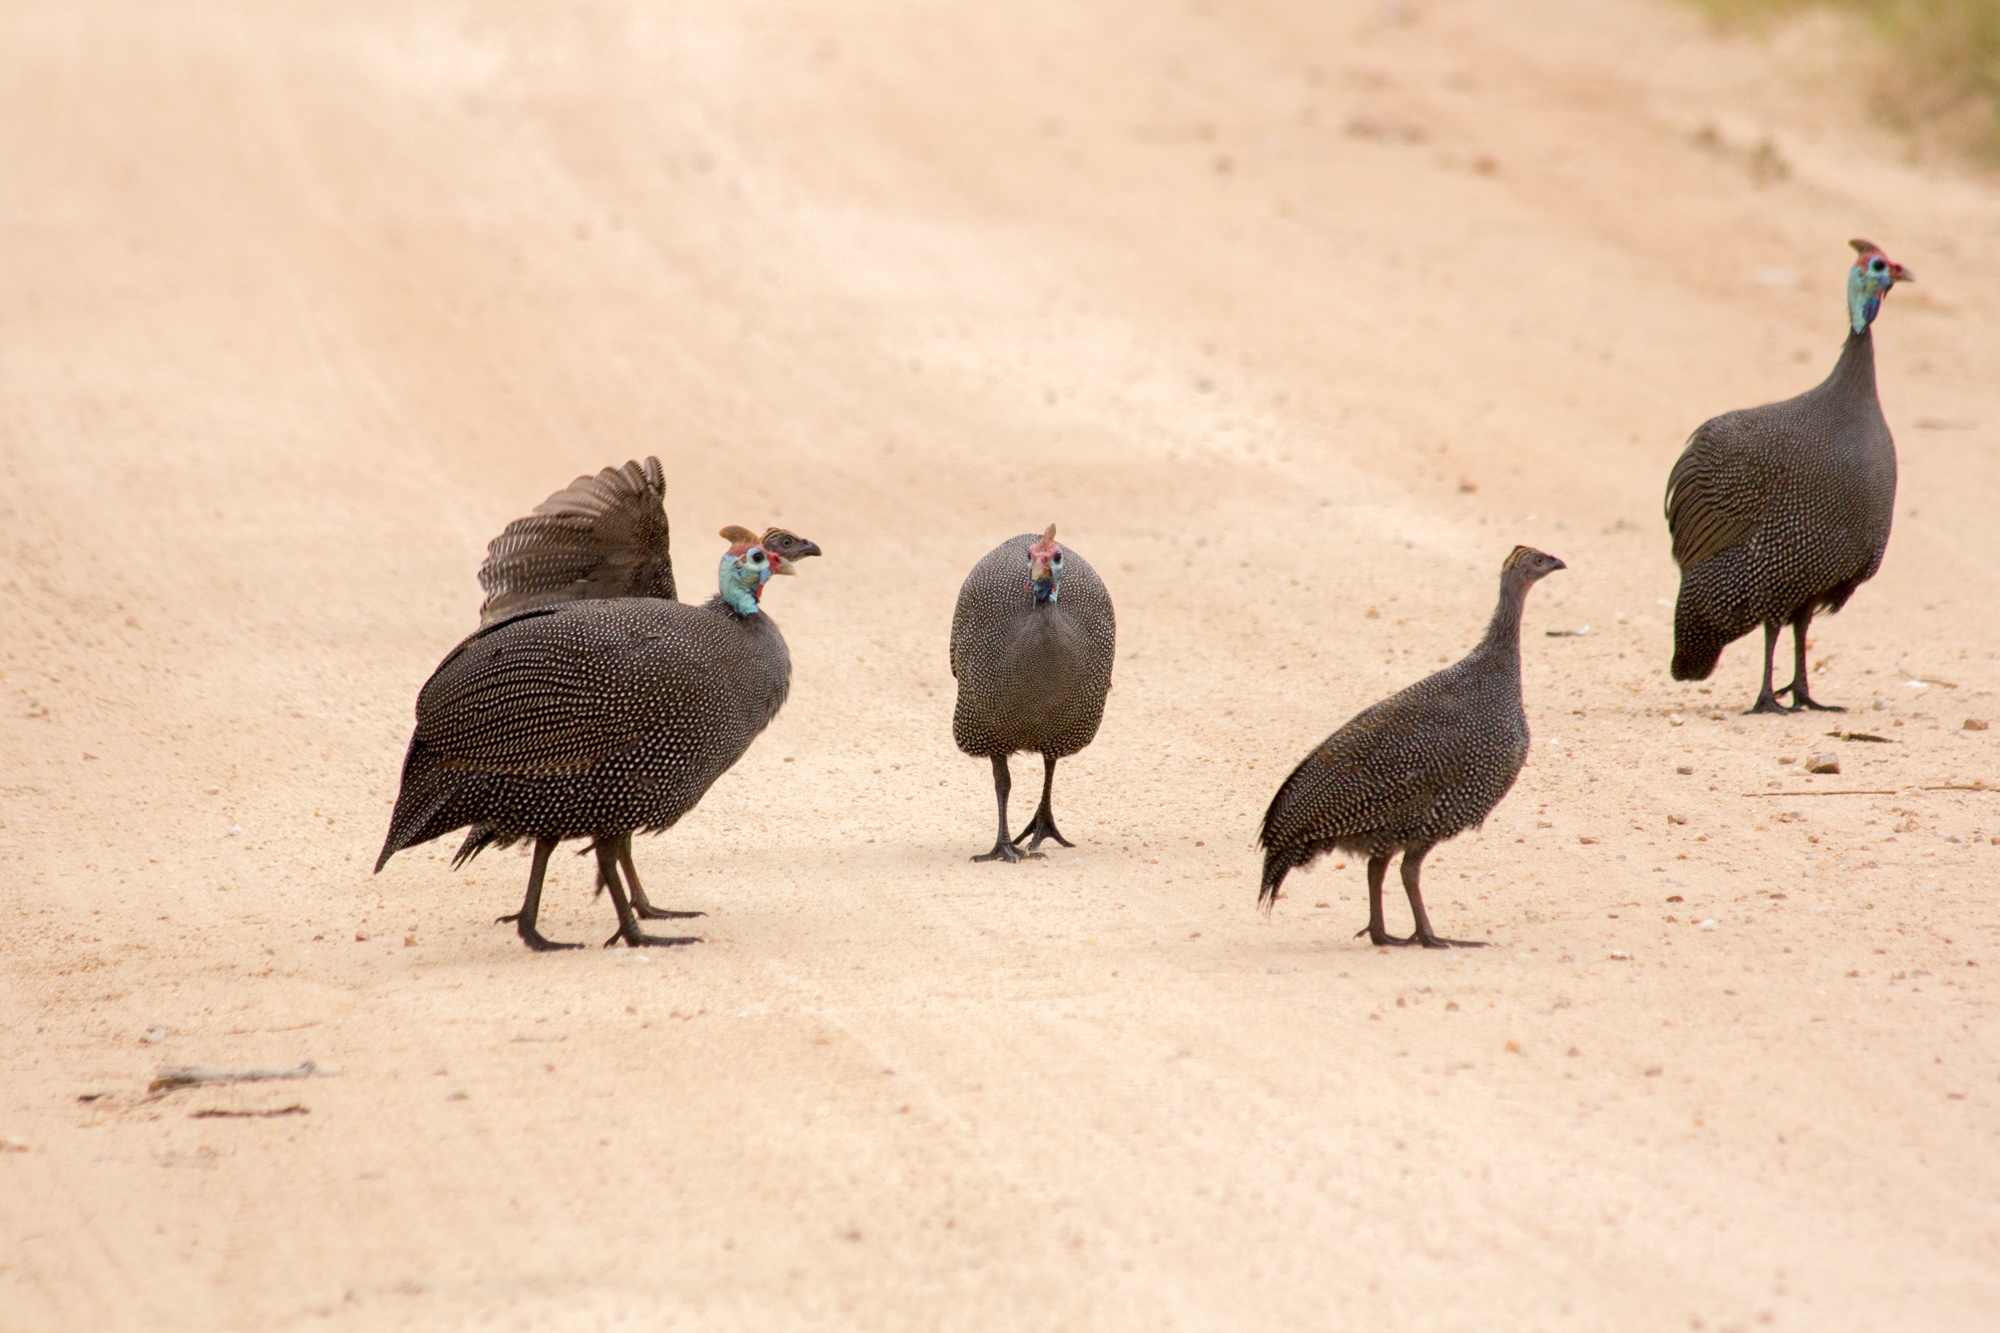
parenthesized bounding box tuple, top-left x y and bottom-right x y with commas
(375, 747, 472, 872)
(1670, 635, 1722, 682)
(1258, 845, 1311, 913)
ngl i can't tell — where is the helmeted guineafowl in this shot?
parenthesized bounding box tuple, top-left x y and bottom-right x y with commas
(469, 462, 819, 919)
(950, 525, 1116, 862)
(1259, 546, 1565, 948)
(1666, 239, 1910, 713)
(476, 458, 820, 627)
(376, 531, 809, 950)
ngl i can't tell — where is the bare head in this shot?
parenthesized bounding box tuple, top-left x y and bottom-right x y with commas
(1026, 524, 1063, 605)
(1847, 239, 1912, 334)
(1501, 545, 1566, 584)
(718, 524, 822, 577)
(760, 527, 823, 574)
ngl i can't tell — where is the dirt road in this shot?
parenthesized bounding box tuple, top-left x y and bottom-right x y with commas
(4, 2, 1997, 1328)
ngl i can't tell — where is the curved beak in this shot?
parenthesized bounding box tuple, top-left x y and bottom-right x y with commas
(1890, 261, 1914, 284)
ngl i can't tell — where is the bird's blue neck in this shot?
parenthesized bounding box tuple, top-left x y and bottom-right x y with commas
(718, 555, 763, 615)
(1848, 267, 1885, 334)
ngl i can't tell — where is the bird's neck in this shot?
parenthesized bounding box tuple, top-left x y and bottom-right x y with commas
(1474, 574, 1529, 667)
(707, 591, 768, 622)
(1821, 328, 1877, 407)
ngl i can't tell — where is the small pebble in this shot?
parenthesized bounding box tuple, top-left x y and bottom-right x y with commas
(1675, 765, 1693, 775)
(1804, 752, 1840, 775)
(141, 1026, 168, 1044)
(1965, 718, 1989, 731)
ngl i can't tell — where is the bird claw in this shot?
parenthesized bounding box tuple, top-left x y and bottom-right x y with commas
(1354, 925, 1487, 949)
(1785, 693, 1846, 712)
(1010, 815, 1074, 851)
(602, 930, 702, 949)
(972, 841, 1026, 863)
(496, 913, 584, 951)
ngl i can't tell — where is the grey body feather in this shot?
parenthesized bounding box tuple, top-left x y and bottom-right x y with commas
(377, 595, 789, 869)
(1666, 331, 1896, 685)
(1258, 548, 1562, 945)
(950, 534, 1115, 760)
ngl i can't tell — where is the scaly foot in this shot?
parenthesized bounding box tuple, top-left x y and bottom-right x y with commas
(1010, 810, 1074, 852)
(973, 839, 1028, 863)
(497, 913, 585, 952)
(601, 926, 702, 949)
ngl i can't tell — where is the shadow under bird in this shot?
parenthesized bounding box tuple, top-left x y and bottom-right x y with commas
(468, 457, 819, 919)
(375, 527, 817, 951)
(1666, 239, 1909, 714)
(1259, 546, 1565, 948)
(951, 525, 1116, 862)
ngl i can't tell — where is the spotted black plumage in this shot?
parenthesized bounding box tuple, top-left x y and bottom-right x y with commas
(1667, 240, 1909, 713)
(377, 543, 801, 950)
(950, 525, 1116, 862)
(1259, 546, 1564, 948)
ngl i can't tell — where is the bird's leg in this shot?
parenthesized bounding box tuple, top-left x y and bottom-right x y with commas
(618, 835, 705, 920)
(1354, 855, 1411, 946)
(495, 837, 584, 952)
(1745, 620, 1791, 714)
(972, 755, 1025, 863)
(596, 840, 700, 949)
(1779, 609, 1845, 712)
(1010, 754, 1074, 851)
(1398, 846, 1487, 949)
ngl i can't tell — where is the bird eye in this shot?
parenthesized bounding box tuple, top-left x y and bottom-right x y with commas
(750, 550, 766, 563)
(1051, 553, 1063, 565)
(1870, 258, 1886, 272)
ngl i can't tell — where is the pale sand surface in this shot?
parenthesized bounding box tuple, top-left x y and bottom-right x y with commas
(4, 2, 1998, 1329)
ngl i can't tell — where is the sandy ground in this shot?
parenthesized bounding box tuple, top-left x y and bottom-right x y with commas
(4, 1, 1998, 1329)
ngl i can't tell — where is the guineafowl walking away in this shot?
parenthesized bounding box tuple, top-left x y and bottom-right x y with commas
(1666, 239, 1909, 714)
(476, 457, 820, 626)
(951, 525, 1116, 863)
(376, 531, 811, 951)
(1259, 547, 1565, 948)
(471, 460, 819, 918)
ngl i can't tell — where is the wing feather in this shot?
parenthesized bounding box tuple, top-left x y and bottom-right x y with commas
(414, 608, 702, 777)
(477, 458, 675, 625)
(1664, 417, 1782, 569)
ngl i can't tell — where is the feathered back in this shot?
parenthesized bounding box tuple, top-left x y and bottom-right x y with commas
(477, 458, 675, 625)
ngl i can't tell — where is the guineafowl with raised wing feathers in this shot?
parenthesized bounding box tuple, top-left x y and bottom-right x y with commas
(469, 463, 819, 919)
(951, 525, 1116, 862)
(1260, 546, 1564, 948)
(1666, 239, 1909, 713)
(377, 532, 808, 951)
